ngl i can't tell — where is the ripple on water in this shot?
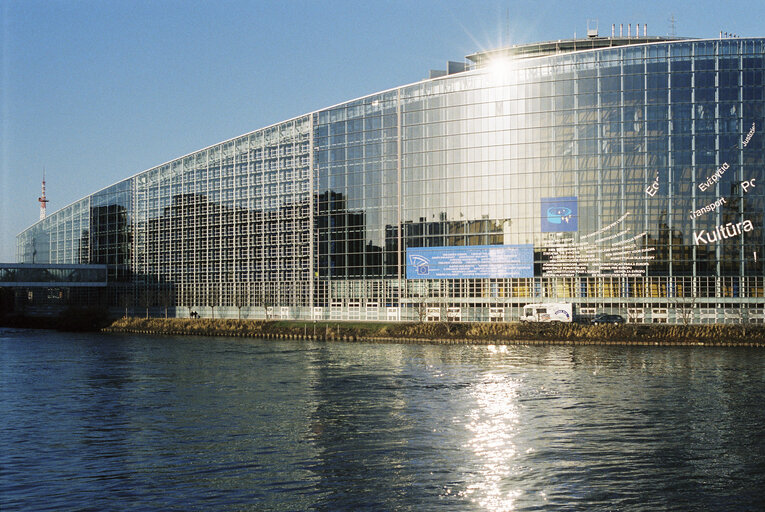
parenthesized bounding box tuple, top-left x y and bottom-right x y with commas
(1, 332, 764, 511)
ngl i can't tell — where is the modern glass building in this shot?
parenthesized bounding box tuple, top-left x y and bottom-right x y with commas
(16, 34, 765, 323)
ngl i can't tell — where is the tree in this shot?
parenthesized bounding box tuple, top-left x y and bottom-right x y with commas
(674, 296, 697, 325)
(208, 284, 220, 320)
(257, 289, 274, 319)
(626, 305, 641, 324)
(138, 289, 154, 319)
(411, 293, 427, 323)
(119, 291, 133, 318)
(672, 278, 697, 325)
(158, 286, 174, 319)
(234, 296, 243, 320)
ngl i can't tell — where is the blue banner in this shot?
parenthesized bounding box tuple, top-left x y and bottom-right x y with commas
(406, 245, 534, 279)
(541, 196, 578, 232)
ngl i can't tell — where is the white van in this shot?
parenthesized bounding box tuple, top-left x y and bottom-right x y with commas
(520, 303, 573, 323)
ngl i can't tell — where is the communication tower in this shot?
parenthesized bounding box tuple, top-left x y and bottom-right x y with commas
(38, 170, 49, 220)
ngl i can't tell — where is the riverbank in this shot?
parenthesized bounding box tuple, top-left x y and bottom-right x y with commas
(1, 307, 111, 332)
(102, 317, 765, 347)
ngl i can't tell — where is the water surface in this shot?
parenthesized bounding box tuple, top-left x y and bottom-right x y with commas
(1, 328, 763, 510)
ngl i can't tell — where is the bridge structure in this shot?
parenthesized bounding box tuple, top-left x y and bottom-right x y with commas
(0, 263, 108, 317)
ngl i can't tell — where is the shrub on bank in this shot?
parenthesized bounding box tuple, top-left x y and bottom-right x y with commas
(103, 317, 765, 345)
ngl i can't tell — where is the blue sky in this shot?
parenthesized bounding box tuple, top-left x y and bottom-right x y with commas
(1, 0, 762, 262)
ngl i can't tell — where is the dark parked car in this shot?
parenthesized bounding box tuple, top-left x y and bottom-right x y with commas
(591, 313, 625, 325)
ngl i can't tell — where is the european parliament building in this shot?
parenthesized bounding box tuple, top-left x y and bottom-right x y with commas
(16, 33, 765, 323)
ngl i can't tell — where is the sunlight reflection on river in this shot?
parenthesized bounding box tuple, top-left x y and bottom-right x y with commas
(2, 331, 764, 511)
(459, 345, 522, 511)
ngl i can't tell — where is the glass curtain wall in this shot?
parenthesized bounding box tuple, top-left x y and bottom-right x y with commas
(16, 38, 765, 322)
(313, 93, 400, 316)
(392, 39, 764, 321)
(130, 116, 312, 316)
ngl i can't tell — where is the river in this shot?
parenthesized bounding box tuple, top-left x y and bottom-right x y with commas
(1, 328, 763, 511)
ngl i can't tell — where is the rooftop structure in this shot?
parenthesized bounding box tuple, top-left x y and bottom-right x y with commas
(466, 34, 689, 67)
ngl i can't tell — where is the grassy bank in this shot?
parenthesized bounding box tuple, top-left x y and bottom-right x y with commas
(103, 317, 765, 347)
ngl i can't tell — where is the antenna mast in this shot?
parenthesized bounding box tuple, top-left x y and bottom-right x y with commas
(38, 169, 49, 220)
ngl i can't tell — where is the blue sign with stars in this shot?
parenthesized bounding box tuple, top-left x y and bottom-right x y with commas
(406, 245, 534, 279)
(541, 196, 578, 232)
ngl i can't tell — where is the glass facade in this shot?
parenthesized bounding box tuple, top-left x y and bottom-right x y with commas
(16, 37, 765, 323)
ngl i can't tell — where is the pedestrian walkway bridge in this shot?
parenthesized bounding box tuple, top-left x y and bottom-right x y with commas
(0, 264, 108, 287)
